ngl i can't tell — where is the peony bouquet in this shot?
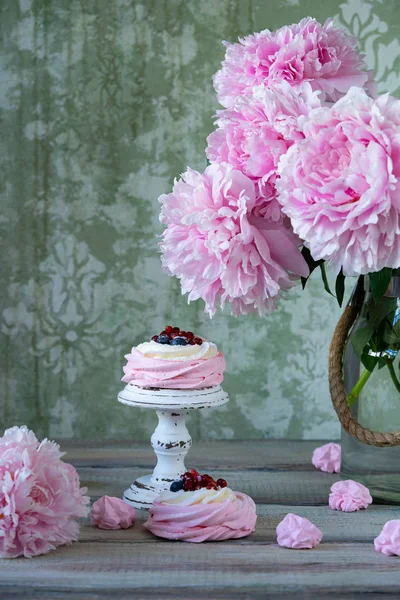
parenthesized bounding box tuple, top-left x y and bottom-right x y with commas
(0, 426, 90, 558)
(159, 17, 400, 404)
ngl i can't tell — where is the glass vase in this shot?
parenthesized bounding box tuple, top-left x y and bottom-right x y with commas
(341, 273, 400, 503)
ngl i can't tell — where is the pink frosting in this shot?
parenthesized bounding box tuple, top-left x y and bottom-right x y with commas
(276, 513, 322, 549)
(144, 492, 257, 542)
(122, 348, 226, 389)
(312, 443, 341, 473)
(90, 496, 136, 530)
(329, 480, 372, 512)
(374, 520, 400, 556)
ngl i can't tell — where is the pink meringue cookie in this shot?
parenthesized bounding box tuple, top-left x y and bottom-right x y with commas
(90, 496, 136, 530)
(122, 348, 226, 389)
(329, 480, 372, 512)
(144, 491, 257, 542)
(374, 520, 400, 556)
(312, 442, 341, 473)
(276, 513, 322, 549)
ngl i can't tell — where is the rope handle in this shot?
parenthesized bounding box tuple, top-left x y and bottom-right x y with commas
(329, 297, 400, 447)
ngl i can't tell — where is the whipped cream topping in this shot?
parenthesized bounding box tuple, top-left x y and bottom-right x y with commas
(158, 487, 236, 506)
(136, 339, 218, 361)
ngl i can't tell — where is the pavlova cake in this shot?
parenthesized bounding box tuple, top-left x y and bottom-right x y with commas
(144, 469, 257, 542)
(122, 326, 226, 389)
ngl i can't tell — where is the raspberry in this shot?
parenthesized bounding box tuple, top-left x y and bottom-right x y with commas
(181, 471, 195, 481)
(183, 479, 195, 491)
(200, 474, 215, 488)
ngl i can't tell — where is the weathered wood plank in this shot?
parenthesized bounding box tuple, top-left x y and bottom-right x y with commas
(76, 503, 400, 545)
(1, 541, 400, 595)
(1, 591, 398, 600)
(62, 439, 323, 470)
(78, 467, 340, 505)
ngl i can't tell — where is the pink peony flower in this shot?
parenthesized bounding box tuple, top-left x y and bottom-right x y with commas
(206, 82, 321, 219)
(277, 87, 400, 276)
(312, 442, 341, 473)
(159, 162, 308, 316)
(91, 496, 136, 530)
(0, 426, 90, 558)
(329, 479, 372, 512)
(213, 17, 372, 109)
(276, 513, 322, 549)
(374, 520, 400, 556)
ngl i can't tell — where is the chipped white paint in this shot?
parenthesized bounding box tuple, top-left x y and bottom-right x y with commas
(117, 384, 229, 509)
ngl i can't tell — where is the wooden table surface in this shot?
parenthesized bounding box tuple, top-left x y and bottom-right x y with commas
(2, 439, 400, 599)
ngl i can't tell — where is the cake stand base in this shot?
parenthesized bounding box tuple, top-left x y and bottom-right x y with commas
(118, 384, 229, 510)
(123, 475, 164, 510)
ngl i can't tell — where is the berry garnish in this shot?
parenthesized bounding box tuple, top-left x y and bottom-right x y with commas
(152, 327, 203, 345)
(157, 334, 170, 344)
(183, 479, 195, 491)
(181, 471, 195, 481)
(200, 474, 215, 488)
(171, 336, 188, 346)
(180, 470, 227, 491)
(170, 480, 184, 492)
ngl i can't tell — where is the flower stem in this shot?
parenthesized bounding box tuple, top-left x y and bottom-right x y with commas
(347, 368, 373, 407)
(386, 358, 400, 394)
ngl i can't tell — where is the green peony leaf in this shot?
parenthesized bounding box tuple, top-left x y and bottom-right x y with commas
(300, 246, 324, 289)
(360, 353, 379, 372)
(369, 268, 393, 301)
(335, 269, 346, 307)
(351, 323, 374, 359)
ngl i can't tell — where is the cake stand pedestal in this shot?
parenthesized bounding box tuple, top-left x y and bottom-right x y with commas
(117, 383, 229, 510)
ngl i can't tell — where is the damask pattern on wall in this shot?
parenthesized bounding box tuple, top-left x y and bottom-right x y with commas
(1, 0, 399, 440)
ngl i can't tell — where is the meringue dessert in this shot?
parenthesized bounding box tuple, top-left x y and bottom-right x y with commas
(122, 326, 226, 389)
(144, 470, 257, 542)
(276, 513, 322, 549)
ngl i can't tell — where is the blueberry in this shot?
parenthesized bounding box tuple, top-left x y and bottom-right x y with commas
(170, 480, 184, 492)
(171, 336, 188, 346)
(157, 334, 170, 344)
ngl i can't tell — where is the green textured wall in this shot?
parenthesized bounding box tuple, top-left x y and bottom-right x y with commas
(1, 0, 399, 440)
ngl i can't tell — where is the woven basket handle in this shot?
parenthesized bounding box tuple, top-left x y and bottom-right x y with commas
(329, 284, 400, 447)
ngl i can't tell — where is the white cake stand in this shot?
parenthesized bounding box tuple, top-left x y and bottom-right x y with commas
(117, 383, 229, 510)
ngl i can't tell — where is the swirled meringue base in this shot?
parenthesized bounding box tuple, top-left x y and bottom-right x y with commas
(144, 490, 257, 542)
(122, 347, 226, 389)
